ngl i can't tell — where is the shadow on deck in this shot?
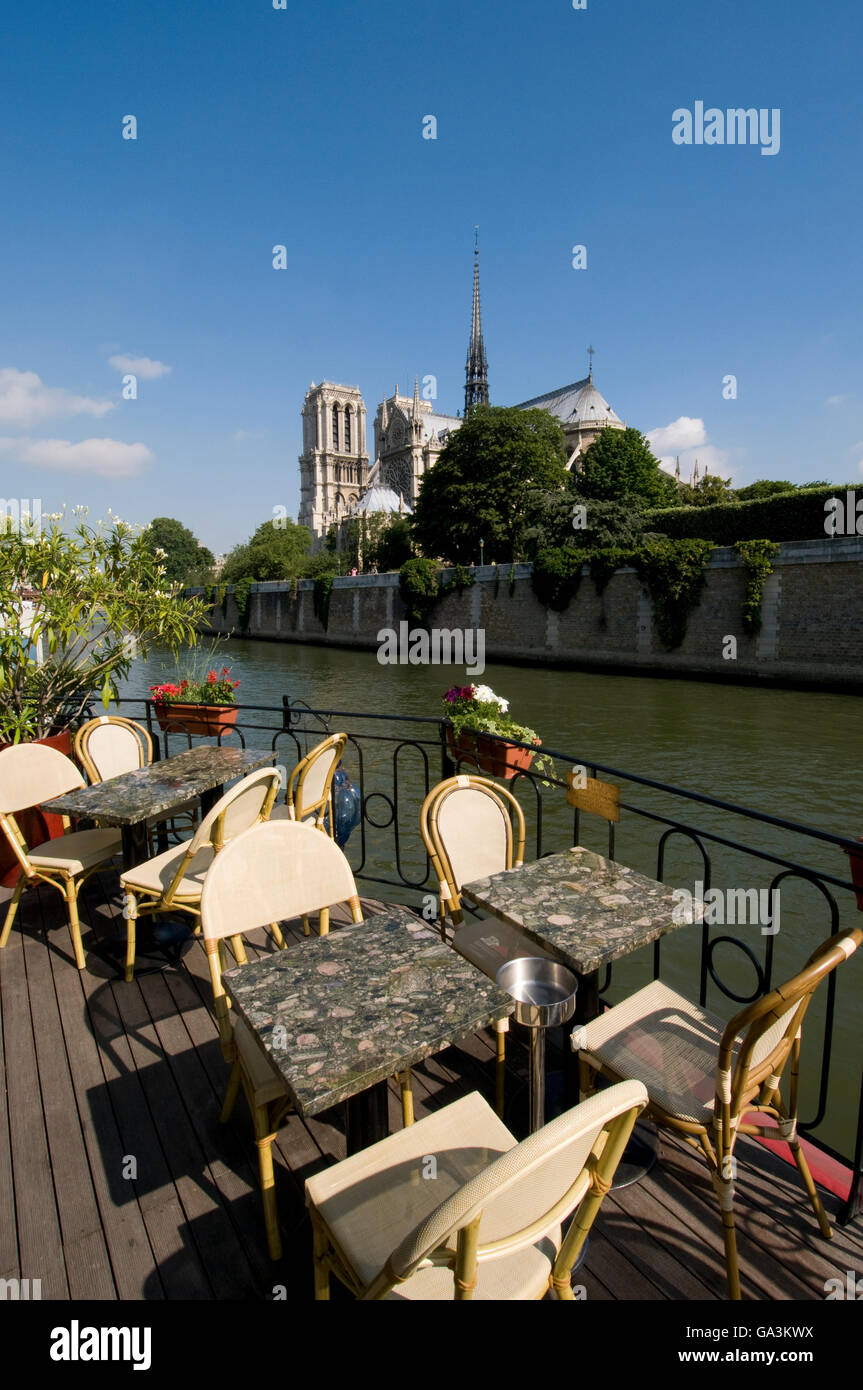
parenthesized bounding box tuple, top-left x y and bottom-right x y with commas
(1, 867, 860, 1302)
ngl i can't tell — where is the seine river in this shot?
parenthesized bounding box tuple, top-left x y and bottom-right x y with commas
(119, 637, 863, 1159)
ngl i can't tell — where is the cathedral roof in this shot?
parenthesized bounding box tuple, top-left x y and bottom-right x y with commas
(517, 376, 623, 428)
(351, 485, 412, 517)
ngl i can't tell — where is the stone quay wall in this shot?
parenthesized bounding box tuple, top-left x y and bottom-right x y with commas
(197, 536, 863, 688)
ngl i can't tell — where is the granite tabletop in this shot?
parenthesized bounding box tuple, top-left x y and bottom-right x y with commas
(462, 846, 686, 976)
(223, 904, 514, 1117)
(42, 745, 274, 826)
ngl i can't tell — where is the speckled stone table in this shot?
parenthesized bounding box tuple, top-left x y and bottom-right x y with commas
(43, 745, 275, 871)
(462, 846, 685, 1025)
(223, 904, 514, 1153)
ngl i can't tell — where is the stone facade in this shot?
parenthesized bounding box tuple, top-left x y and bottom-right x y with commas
(199, 537, 863, 689)
(298, 381, 369, 543)
(372, 382, 461, 508)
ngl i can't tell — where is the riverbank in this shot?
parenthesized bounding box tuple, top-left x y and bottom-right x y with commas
(194, 536, 863, 691)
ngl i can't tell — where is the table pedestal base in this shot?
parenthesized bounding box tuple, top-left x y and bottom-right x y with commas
(344, 1080, 389, 1156)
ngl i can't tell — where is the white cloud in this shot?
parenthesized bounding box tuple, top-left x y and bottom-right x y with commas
(0, 367, 114, 428)
(6, 437, 153, 477)
(826, 395, 846, 406)
(646, 417, 707, 456)
(108, 354, 172, 380)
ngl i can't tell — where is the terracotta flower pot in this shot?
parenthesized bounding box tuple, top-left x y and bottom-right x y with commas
(153, 702, 239, 737)
(446, 727, 538, 780)
(0, 729, 73, 888)
(844, 839, 863, 912)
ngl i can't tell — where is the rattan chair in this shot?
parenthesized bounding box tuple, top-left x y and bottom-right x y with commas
(306, 1078, 647, 1299)
(199, 818, 416, 1260)
(0, 743, 122, 970)
(420, 774, 557, 1115)
(575, 925, 863, 1299)
(75, 714, 197, 844)
(119, 766, 281, 982)
(270, 732, 347, 834)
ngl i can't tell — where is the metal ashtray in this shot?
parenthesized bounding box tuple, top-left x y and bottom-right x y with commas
(496, 957, 578, 1029)
(496, 957, 579, 1134)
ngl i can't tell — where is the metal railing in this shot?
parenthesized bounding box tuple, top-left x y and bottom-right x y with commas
(93, 693, 863, 1223)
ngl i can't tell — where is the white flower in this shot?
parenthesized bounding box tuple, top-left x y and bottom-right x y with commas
(473, 684, 508, 712)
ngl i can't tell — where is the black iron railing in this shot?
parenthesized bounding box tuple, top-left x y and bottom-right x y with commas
(92, 693, 863, 1223)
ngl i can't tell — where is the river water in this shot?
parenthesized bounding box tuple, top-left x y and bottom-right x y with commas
(118, 638, 863, 1159)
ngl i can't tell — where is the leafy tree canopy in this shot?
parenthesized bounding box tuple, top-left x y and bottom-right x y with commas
(523, 491, 660, 556)
(220, 516, 311, 584)
(576, 427, 678, 507)
(411, 405, 569, 564)
(734, 480, 797, 501)
(674, 474, 734, 507)
(145, 516, 214, 585)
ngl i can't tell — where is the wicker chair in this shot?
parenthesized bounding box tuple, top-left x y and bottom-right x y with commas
(270, 732, 347, 834)
(306, 1078, 647, 1300)
(0, 743, 122, 970)
(199, 818, 417, 1260)
(575, 925, 863, 1299)
(74, 714, 198, 844)
(420, 774, 558, 1116)
(119, 766, 282, 982)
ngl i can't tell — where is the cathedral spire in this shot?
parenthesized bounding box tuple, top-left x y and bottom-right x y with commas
(464, 229, 489, 415)
(412, 376, 421, 419)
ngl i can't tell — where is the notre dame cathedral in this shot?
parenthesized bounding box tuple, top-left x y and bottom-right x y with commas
(298, 240, 625, 545)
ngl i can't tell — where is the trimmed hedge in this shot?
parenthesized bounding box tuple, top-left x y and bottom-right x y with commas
(646, 484, 855, 545)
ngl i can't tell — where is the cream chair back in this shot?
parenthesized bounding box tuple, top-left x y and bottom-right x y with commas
(286, 733, 348, 833)
(75, 716, 152, 783)
(379, 1080, 647, 1297)
(0, 743, 84, 814)
(200, 818, 361, 943)
(420, 775, 525, 921)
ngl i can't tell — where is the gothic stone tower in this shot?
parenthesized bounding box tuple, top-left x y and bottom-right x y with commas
(298, 381, 369, 543)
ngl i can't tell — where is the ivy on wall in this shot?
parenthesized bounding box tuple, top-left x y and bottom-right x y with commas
(734, 539, 779, 634)
(232, 577, 253, 631)
(398, 559, 476, 627)
(313, 574, 335, 631)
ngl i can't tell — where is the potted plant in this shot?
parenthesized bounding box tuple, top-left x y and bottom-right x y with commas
(150, 655, 240, 737)
(0, 507, 208, 882)
(844, 838, 863, 911)
(442, 684, 552, 780)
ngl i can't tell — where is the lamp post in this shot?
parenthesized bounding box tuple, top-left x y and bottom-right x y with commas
(479, 538, 485, 567)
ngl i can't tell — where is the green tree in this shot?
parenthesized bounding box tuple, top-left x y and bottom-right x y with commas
(221, 516, 311, 583)
(523, 489, 659, 556)
(144, 516, 214, 585)
(411, 405, 568, 564)
(0, 510, 208, 741)
(373, 516, 414, 572)
(674, 474, 735, 507)
(734, 480, 797, 501)
(577, 428, 678, 507)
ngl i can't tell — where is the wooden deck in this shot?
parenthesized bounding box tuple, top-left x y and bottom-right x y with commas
(1, 865, 861, 1303)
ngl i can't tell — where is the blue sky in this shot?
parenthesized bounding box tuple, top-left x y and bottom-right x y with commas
(1, 0, 862, 553)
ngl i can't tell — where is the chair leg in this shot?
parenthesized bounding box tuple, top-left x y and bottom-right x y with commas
(312, 1214, 331, 1300)
(495, 1020, 506, 1119)
(318, 908, 329, 937)
(712, 1171, 741, 1300)
(231, 935, 248, 966)
(301, 914, 311, 937)
(65, 879, 87, 971)
(399, 1069, 414, 1127)
(123, 891, 137, 983)
(220, 1061, 241, 1123)
(253, 1104, 282, 1260)
(789, 1134, 833, 1239)
(0, 876, 26, 949)
(269, 921, 286, 949)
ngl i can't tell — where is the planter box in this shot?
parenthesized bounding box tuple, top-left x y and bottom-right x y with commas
(0, 729, 72, 888)
(844, 839, 863, 912)
(153, 702, 239, 737)
(446, 727, 537, 780)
